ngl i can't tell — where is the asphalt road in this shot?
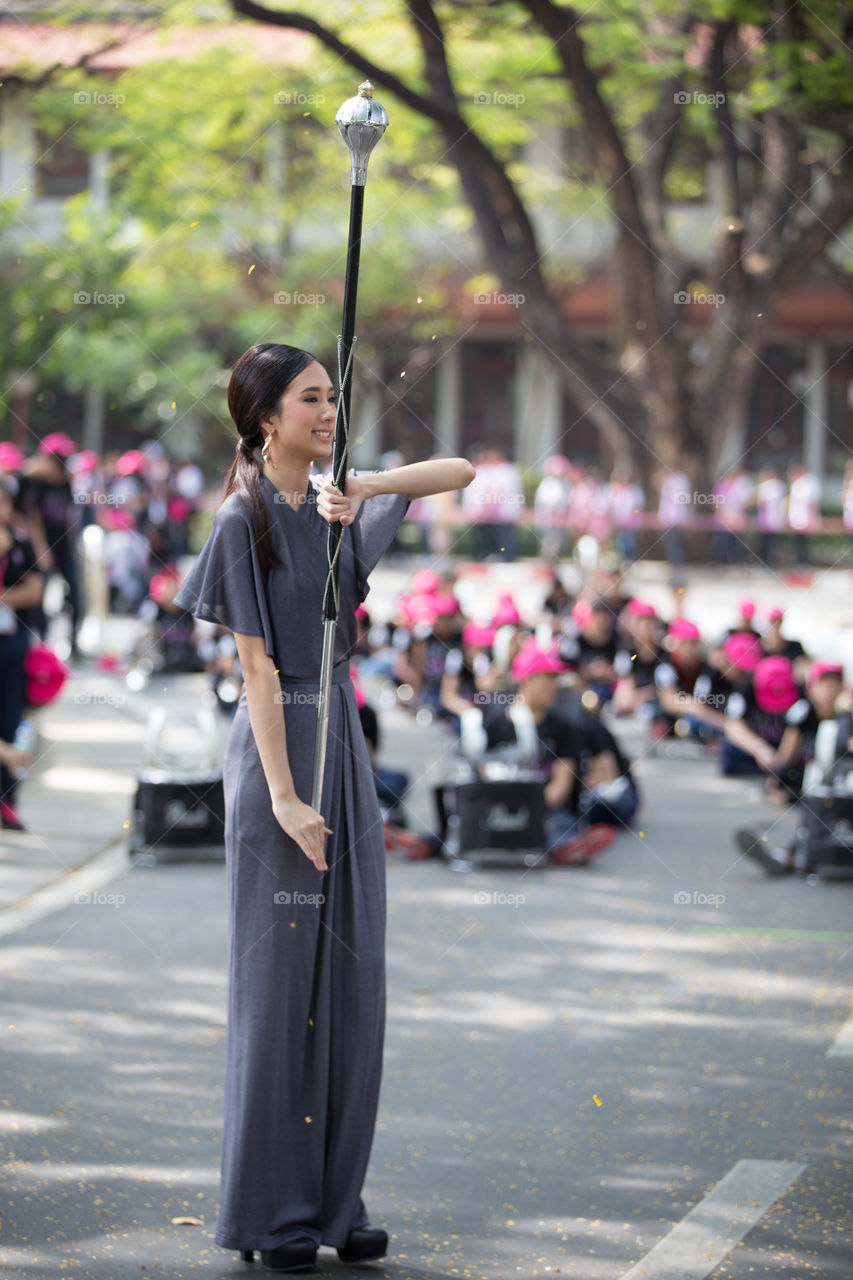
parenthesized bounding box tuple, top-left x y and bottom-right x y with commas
(0, 684, 851, 1280)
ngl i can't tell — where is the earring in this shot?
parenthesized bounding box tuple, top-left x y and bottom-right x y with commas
(261, 433, 277, 470)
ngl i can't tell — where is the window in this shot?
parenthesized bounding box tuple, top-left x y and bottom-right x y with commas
(460, 341, 517, 457)
(36, 124, 89, 198)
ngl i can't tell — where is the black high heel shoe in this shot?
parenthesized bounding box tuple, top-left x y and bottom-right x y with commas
(337, 1227, 388, 1265)
(239, 1237, 317, 1272)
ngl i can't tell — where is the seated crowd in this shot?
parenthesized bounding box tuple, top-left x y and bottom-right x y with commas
(343, 567, 846, 876)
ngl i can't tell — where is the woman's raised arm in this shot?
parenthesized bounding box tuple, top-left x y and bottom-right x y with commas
(318, 458, 475, 526)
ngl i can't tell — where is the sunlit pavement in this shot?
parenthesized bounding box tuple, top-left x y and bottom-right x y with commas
(0, 566, 852, 1278)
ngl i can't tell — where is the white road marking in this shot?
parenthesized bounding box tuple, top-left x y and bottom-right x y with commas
(827, 1010, 853, 1057)
(619, 1158, 807, 1280)
(0, 839, 130, 940)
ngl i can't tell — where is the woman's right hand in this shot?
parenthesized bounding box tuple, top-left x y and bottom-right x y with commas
(272, 794, 332, 872)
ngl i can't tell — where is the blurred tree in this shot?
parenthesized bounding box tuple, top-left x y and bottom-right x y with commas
(230, 0, 853, 483)
(0, 37, 459, 463)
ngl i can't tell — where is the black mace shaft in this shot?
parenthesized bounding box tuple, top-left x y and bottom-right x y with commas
(311, 82, 387, 813)
(327, 180, 365, 596)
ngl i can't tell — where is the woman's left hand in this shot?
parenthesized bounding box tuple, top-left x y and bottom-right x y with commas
(317, 473, 367, 527)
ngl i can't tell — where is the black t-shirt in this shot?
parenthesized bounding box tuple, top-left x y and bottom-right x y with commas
(726, 684, 790, 749)
(693, 665, 739, 712)
(762, 637, 807, 663)
(581, 710, 634, 785)
(554, 689, 637, 799)
(443, 647, 491, 703)
(17, 476, 76, 550)
(420, 630, 461, 689)
(557, 624, 617, 672)
(543, 586, 572, 615)
(0, 531, 41, 629)
(577, 633, 617, 668)
(482, 703, 578, 773)
(783, 696, 822, 765)
(655, 657, 706, 697)
(614, 646, 661, 689)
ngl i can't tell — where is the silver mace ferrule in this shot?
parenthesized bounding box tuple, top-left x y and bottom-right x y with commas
(336, 80, 388, 187)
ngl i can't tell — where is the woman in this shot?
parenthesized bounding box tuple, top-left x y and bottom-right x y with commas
(175, 343, 473, 1273)
(0, 482, 44, 830)
(17, 434, 80, 654)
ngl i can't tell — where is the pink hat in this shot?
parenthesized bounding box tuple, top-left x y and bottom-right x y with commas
(38, 431, 76, 457)
(71, 449, 99, 473)
(753, 656, 799, 714)
(400, 592, 439, 626)
(116, 449, 148, 476)
(462, 622, 495, 649)
(0, 441, 26, 471)
(723, 632, 763, 673)
(572, 600, 593, 627)
(22, 644, 70, 707)
(355, 605, 370, 622)
(106, 509, 136, 532)
(739, 599, 756, 620)
(432, 592, 460, 617)
(167, 496, 192, 522)
(668, 618, 701, 641)
(625, 598, 656, 619)
(543, 455, 572, 477)
(808, 661, 844, 686)
(492, 592, 521, 627)
(768, 606, 784, 623)
(511, 638, 568, 682)
(149, 566, 181, 604)
(411, 569, 442, 595)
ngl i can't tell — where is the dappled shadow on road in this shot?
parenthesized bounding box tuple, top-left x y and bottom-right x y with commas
(377, 740, 853, 1277)
(1, 734, 852, 1279)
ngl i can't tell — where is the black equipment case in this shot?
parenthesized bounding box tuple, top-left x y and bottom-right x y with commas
(132, 769, 225, 856)
(436, 766, 546, 868)
(129, 707, 226, 862)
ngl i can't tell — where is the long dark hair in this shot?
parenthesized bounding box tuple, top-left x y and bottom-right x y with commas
(222, 342, 319, 573)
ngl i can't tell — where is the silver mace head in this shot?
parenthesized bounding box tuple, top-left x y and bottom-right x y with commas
(336, 80, 388, 187)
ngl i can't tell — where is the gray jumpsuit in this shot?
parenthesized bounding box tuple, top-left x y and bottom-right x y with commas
(175, 472, 408, 1253)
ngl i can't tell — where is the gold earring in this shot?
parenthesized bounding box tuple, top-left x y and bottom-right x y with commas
(261, 433, 277, 470)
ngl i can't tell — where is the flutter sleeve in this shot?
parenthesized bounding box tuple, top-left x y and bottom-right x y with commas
(350, 472, 411, 602)
(174, 496, 276, 660)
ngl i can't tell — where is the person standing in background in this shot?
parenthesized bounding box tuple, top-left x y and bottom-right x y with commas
(607, 470, 644, 563)
(710, 467, 752, 566)
(489, 447, 524, 561)
(756, 467, 787, 568)
(534, 456, 571, 562)
(655, 469, 690, 571)
(461, 444, 491, 559)
(842, 459, 853, 558)
(0, 482, 44, 830)
(787, 461, 821, 567)
(17, 433, 80, 657)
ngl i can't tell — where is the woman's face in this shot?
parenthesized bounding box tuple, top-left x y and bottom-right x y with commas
(0, 488, 12, 527)
(266, 360, 336, 463)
